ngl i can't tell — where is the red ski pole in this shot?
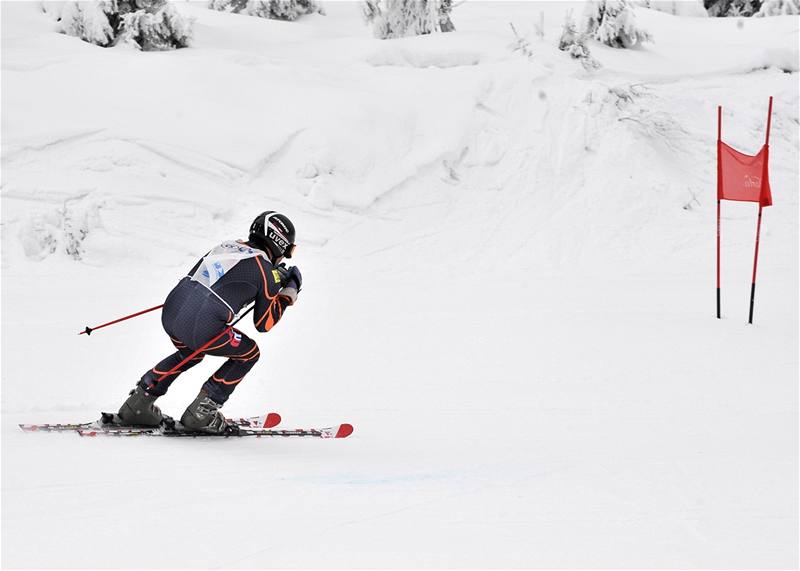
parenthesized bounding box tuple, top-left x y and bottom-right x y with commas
(79, 304, 164, 336)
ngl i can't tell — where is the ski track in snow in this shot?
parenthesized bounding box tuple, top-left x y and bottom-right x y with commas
(1, 1, 798, 569)
(0, 127, 108, 160)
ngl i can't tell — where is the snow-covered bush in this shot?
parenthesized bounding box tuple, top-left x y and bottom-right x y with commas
(119, 3, 192, 49)
(438, 0, 455, 32)
(635, 0, 708, 16)
(251, 0, 324, 20)
(209, 0, 324, 21)
(533, 11, 545, 40)
(558, 10, 602, 70)
(508, 23, 534, 60)
(362, 0, 455, 39)
(58, 1, 115, 46)
(558, 10, 580, 51)
(19, 201, 100, 262)
(582, 0, 653, 48)
(56, 0, 192, 50)
(755, 0, 799, 15)
(209, 0, 248, 11)
(703, 0, 763, 16)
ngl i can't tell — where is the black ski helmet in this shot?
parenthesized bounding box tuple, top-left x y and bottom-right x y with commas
(249, 211, 296, 260)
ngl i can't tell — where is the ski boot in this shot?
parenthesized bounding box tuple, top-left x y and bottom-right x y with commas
(180, 391, 234, 435)
(117, 385, 163, 427)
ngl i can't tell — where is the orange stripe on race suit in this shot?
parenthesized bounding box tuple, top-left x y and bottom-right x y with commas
(260, 306, 277, 331)
(212, 374, 243, 385)
(152, 367, 179, 376)
(232, 350, 260, 362)
(256, 298, 278, 330)
(254, 257, 279, 329)
(204, 333, 231, 352)
(234, 344, 258, 360)
(254, 257, 276, 301)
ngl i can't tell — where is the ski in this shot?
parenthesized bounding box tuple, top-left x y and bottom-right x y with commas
(78, 423, 354, 439)
(19, 420, 97, 433)
(19, 412, 282, 433)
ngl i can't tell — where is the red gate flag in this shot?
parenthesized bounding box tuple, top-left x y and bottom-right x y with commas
(717, 142, 772, 206)
(716, 97, 774, 323)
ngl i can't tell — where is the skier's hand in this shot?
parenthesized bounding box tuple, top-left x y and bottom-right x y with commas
(286, 266, 302, 291)
(275, 264, 292, 285)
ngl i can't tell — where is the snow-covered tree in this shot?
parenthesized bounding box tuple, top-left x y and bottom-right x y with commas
(558, 10, 602, 70)
(703, 0, 763, 16)
(209, 0, 324, 20)
(57, 1, 192, 50)
(582, 0, 653, 48)
(755, 0, 799, 15)
(362, 0, 455, 39)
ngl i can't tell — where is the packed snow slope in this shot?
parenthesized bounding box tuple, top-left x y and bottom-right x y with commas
(2, 2, 798, 568)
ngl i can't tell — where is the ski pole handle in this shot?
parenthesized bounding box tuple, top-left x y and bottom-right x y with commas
(229, 304, 255, 327)
(79, 304, 164, 336)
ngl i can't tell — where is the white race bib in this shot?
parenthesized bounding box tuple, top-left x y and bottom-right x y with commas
(189, 241, 267, 288)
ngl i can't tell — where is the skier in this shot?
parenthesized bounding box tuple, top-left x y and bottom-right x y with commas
(116, 211, 301, 434)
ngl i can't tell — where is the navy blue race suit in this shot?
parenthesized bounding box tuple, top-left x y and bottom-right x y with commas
(138, 240, 297, 404)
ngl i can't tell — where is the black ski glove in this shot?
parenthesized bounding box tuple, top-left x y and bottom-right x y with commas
(286, 266, 302, 291)
(275, 264, 302, 292)
(275, 264, 291, 285)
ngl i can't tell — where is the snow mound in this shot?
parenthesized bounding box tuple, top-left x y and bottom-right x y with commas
(366, 42, 481, 67)
(757, 46, 800, 72)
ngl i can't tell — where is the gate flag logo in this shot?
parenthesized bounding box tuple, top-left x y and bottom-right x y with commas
(717, 141, 772, 207)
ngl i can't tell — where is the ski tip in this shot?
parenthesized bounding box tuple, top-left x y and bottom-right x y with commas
(263, 412, 281, 429)
(334, 423, 354, 439)
(19, 424, 36, 432)
(79, 431, 98, 437)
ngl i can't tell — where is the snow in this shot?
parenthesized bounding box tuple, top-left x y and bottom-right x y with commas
(2, 1, 798, 568)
